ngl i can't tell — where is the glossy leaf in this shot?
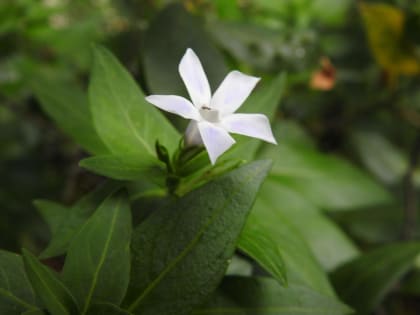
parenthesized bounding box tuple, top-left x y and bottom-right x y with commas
(62, 190, 132, 314)
(0, 250, 38, 315)
(331, 242, 420, 314)
(22, 249, 78, 315)
(195, 276, 352, 315)
(124, 160, 272, 315)
(36, 181, 121, 259)
(351, 130, 407, 184)
(143, 3, 228, 96)
(89, 45, 179, 157)
(261, 142, 392, 211)
(32, 78, 108, 155)
(256, 180, 359, 271)
(79, 154, 165, 182)
(239, 183, 335, 296)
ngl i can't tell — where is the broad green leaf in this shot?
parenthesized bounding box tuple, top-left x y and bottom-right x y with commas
(32, 78, 108, 155)
(36, 181, 121, 259)
(239, 184, 335, 296)
(351, 130, 407, 184)
(80, 154, 165, 182)
(195, 276, 352, 315)
(22, 249, 78, 315)
(143, 3, 228, 95)
(124, 160, 272, 315)
(257, 180, 359, 271)
(261, 142, 392, 211)
(86, 303, 133, 315)
(33, 200, 69, 236)
(62, 190, 132, 314)
(89, 46, 179, 157)
(0, 250, 38, 315)
(331, 242, 420, 314)
(238, 220, 287, 285)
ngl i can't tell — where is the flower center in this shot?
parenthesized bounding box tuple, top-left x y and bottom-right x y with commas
(199, 106, 220, 123)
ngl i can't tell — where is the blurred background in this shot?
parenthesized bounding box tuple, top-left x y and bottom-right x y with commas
(0, 0, 419, 308)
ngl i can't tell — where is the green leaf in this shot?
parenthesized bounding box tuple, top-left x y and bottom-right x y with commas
(22, 249, 79, 315)
(36, 181, 121, 259)
(62, 190, 132, 314)
(331, 242, 420, 314)
(79, 154, 165, 182)
(239, 183, 335, 296)
(124, 160, 272, 315)
(32, 78, 108, 155)
(195, 276, 352, 315)
(86, 303, 133, 315)
(0, 250, 38, 315)
(89, 45, 179, 157)
(143, 3, 228, 95)
(34, 200, 69, 236)
(350, 130, 407, 184)
(255, 180, 359, 271)
(261, 142, 393, 211)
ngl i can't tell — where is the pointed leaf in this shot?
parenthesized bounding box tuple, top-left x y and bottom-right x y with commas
(254, 180, 359, 271)
(331, 242, 420, 314)
(33, 200, 69, 236)
(261, 142, 392, 211)
(0, 250, 38, 315)
(195, 276, 352, 315)
(32, 78, 108, 155)
(37, 182, 121, 259)
(79, 154, 165, 182)
(89, 46, 179, 157)
(239, 187, 335, 296)
(62, 190, 132, 314)
(22, 249, 78, 315)
(125, 160, 272, 315)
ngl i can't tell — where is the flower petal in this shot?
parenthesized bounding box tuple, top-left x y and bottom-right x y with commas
(221, 113, 277, 144)
(178, 48, 212, 108)
(198, 121, 236, 164)
(210, 71, 260, 114)
(145, 95, 201, 120)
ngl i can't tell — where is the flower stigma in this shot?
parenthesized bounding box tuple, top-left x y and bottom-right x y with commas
(199, 106, 220, 123)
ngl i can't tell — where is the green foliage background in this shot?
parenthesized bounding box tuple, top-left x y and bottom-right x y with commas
(1, 0, 420, 314)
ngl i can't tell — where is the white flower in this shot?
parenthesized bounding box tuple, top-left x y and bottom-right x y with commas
(146, 48, 277, 164)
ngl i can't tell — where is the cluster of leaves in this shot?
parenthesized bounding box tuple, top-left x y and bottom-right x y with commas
(1, 1, 420, 315)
